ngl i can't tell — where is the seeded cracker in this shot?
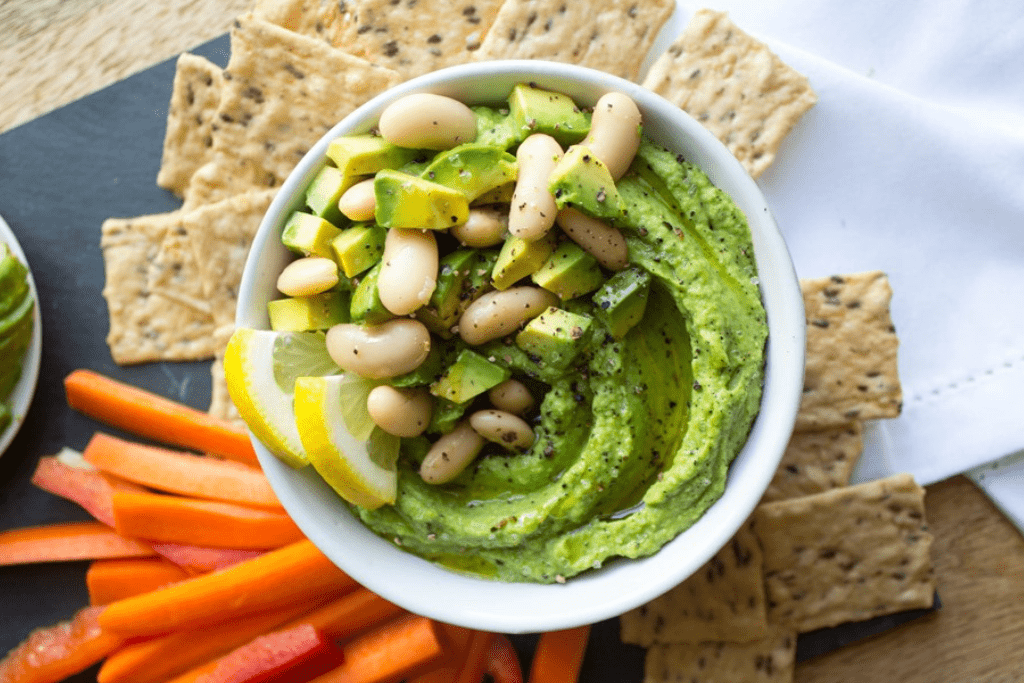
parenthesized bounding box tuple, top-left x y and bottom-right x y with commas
(620, 521, 768, 646)
(643, 625, 797, 683)
(208, 323, 243, 425)
(147, 219, 215, 316)
(101, 213, 218, 364)
(798, 271, 902, 430)
(754, 473, 935, 633)
(182, 189, 278, 329)
(332, 0, 506, 79)
(761, 422, 864, 503)
(642, 9, 817, 178)
(251, 0, 348, 44)
(474, 0, 675, 81)
(183, 15, 400, 208)
(157, 53, 224, 197)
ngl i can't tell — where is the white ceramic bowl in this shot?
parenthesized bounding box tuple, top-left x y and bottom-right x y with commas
(0, 212, 42, 458)
(237, 60, 805, 634)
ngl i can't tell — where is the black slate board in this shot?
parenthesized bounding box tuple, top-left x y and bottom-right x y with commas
(0, 32, 935, 680)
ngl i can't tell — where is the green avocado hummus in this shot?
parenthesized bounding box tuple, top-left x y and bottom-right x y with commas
(352, 140, 767, 583)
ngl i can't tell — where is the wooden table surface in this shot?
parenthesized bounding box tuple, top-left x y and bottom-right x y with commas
(4, 2, 1024, 681)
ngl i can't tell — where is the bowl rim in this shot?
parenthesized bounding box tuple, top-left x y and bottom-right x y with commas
(237, 59, 805, 633)
(0, 212, 42, 458)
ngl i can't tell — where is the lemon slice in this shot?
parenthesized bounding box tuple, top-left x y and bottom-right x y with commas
(294, 375, 399, 509)
(224, 328, 337, 469)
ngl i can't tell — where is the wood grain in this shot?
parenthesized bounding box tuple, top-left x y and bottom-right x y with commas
(4, 2, 1024, 681)
(797, 476, 1024, 682)
(0, 0, 251, 134)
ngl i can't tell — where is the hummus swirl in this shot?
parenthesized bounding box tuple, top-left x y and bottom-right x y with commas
(355, 140, 767, 583)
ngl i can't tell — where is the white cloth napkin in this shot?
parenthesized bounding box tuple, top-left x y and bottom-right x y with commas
(651, 1, 1024, 492)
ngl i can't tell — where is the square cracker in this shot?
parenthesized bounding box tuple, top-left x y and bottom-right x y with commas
(183, 15, 400, 208)
(761, 422, 864, 503)
(620, 521, 768, 646)
(642, 9, 817, 178)
(474, 0, 675, 81)
(182, 189, 278, 329)
(797, 271, 902, 430)
(208, 323, 244, 425)
(157, 53, 224, 197)
(753, 473, 935, 633)
(332, 0, 506, 79)
(251, 0, 348, 44)
(643, 625, 797, 683)
(101, 213, 218, 364)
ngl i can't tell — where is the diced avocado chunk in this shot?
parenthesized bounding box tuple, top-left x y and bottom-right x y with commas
(349, 261, 394, 325)
(420, 144, 517, 203)
(416, 249, 478, 336)
(268, 291, 349, 331)
(326, 134, 420, 180)
(390, 342, 446, 388)
(430, 349, 511, 404)
(548, 145, 625, 224)
(374, 170, 470, 230)
(305, 165, 356, 228)
(427, 396, 467, 435)
(472, 105, 520, 150)
(419, 248, 499, 337)
(515, 306, 593, 371)
(472, 182, 514, 206)
(532, 242, 603, 300)
(508, 83, 591, 147)
(331, 223, 386, 278)
(491, 232, 556, 290)
(0, 311, 33, 364)
(281, 212, 343, 258)
(593, 266, 651, 339)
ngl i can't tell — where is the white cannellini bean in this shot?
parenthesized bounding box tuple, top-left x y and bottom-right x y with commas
(378, 228, 438, 316)
(508, 134, 563, 240)
(325, 319, 431, 379)
(337, 178, 376, 222)
(366, 386, 433, 437)
(581, 92, 642, 180)
(488, 379, 534, 416)
(378, 93, 477, 150)
(458, 286, 559, 346)
(450, 207, 508, 248)
(420, 421, 485, 484)
(276, 256, 340, 297)
(556, 207, 629, 271)
(469, 409, 535, 451)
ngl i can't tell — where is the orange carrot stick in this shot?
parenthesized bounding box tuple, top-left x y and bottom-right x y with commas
(406, 624, 473, 683)
(87, 557, 191, 605)
(30, 455, 266, 572)
(527, 626, 590, 683)
(98, 538, 357, 637)
(309, 615, 446, 683)
(64, 369, 258, 465)
(0, 522, 154, 566)
(165, 590, 405, 683)
(0, 606, 126, 683)
(110, 491, 303, 550)
(31, 454, 146, 527)
(97, 600, 325, 683)
(83, 432, 282, 508)
(286, 587, 406, 640)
